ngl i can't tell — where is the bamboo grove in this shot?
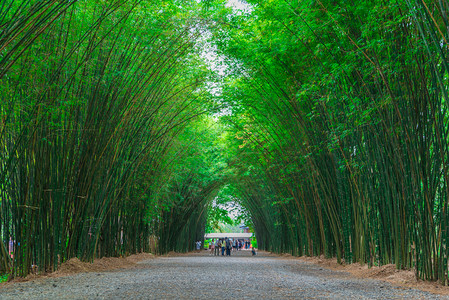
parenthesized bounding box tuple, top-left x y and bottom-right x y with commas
(0, 0, 228, 277)
(210, 0, 449, 284)
(3, 0, 449, 285)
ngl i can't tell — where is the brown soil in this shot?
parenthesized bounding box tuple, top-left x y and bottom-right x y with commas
(5, 252, 155, 284)
(164, 251, 186, 257)
(295, 255, 449, 296)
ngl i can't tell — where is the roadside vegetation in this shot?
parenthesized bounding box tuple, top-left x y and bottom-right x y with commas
(2, 0, 449, 286)
(208, 0, 449, 284)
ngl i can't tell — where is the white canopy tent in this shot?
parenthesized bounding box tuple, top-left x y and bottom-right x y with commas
(204, 233, 253, 239)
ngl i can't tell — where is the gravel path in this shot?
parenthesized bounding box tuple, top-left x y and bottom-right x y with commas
(0, 250, 447, 299)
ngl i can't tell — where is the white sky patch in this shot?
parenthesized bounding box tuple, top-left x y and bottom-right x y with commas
(225, 0, 253, 14)
(198, 24, 226, 99)
(200, 32, 226, 77)
(200, 0, 253, 80)
(217, 200, 245, 224)
(198, 0, 254, 108)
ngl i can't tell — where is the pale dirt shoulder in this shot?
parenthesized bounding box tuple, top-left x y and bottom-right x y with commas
(278, 253, 449, 296)
(0, 252, 155, 286)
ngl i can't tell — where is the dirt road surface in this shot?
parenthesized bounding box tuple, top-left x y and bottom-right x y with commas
(0, 250, 447, 299)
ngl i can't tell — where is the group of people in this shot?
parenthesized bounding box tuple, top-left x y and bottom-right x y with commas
(208, 238, 256, 256)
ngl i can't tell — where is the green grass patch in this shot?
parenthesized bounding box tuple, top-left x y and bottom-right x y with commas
(0, 274, 9, 283)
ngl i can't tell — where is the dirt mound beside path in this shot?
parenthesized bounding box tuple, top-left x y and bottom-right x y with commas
(297, 255, 449, 296)
(8, 252, 155, 283)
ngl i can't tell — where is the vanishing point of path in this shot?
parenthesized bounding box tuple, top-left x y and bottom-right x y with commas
(0, 251, 447, 300)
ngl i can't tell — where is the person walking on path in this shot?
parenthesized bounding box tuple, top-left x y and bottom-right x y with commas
(221, 239, 226, 256)
(196, 241, 202, 251)
(8, 237, 14, 258)
(226, 238, 232, 256)
(210, 239, 215, 255)
(215, 239, 221, 256)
